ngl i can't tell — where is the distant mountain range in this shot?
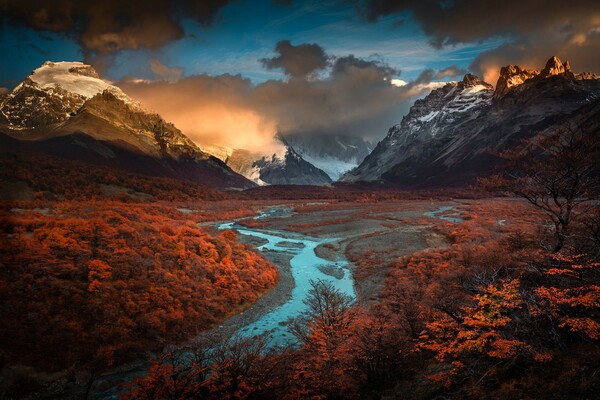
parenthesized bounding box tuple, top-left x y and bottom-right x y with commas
(2, 57, 598, 191)
(282, 133, 373, 181)
(199, 137, 333, 186)
(342, 56, 600, 186)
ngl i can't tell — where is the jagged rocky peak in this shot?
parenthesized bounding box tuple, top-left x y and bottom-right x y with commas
(494, 65, 539, 98)
(577, 71, 599, 80)
(224, 137, 333, 186)
(461, 73, 490, 88)
(537, 55, 596, 80)
(539, 56, 566, 78)
(253, 145, 332, 186)
(391, 72, 493, 137)
(493, 56, 600, 98)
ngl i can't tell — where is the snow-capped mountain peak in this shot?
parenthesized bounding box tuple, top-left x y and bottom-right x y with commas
(213, 136, 332, 186)
(341, 74, 494, 182)
(0, 61, 255, 189)
(1, 61, 144, 129)
(386, 74, 494, 143)
(31, 61, 110, 99)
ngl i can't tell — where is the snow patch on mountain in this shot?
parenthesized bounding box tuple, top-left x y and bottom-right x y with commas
(343, 57, 600, 186)
(343, 74, 495, 182)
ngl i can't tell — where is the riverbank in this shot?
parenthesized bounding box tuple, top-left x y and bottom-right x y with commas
(238, 201, 461, 304)
(197, 246, 295, 345)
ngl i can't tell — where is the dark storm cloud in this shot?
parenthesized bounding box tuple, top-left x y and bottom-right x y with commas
(353, 0, 600, 85)
(0, 0, 235, 56)
(260, 40, 330, 78)
(353, 0, 599, 47)
(413, 68, 435, 85)
(330, 55, 397, 79)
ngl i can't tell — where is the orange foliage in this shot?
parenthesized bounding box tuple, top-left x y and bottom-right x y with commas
(534, 254, 600, 339)
(0, 201, 278, 373)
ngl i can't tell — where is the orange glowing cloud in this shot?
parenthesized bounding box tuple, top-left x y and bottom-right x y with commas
(118, 56, 458, 153)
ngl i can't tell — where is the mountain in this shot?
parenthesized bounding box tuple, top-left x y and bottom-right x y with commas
(281, 133, 372, 181)
(0, 61, 254, 189)
(249, 144, 332, 185)
(211, 138, 332, 186)
(342, 57, 600, 186)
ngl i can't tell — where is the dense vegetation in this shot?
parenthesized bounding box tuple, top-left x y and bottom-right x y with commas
(0, 202, 277, 396)
(0, 126, 598, 399)
(0, 150, 225, 201)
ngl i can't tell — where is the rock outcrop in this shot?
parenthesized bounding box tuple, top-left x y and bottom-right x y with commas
(494, 65, 539, 98)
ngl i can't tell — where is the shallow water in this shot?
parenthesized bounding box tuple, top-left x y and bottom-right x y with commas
(424, 205, 463, 223)
(217, 221, 355, 347)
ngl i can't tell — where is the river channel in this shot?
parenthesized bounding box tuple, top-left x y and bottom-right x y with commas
(217, 214, 356, 347)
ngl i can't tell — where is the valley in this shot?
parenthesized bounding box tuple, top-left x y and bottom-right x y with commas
(207, 200, 454, 345)
(0, 27, 597, 398)
(32, 198, 473, 399)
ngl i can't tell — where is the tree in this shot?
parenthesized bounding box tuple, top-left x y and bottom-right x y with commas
(124, 335, 276, 400)
(288, 280, 359, 399)
(289, 280, 355, 346)
(534, 253, 600, 341)
(484, 125, 600, 252)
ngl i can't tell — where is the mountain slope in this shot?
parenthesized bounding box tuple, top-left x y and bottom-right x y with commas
(0, 61, 254, 189)
(251, 145, 332, 185)
(223, 141, 332, 186)
(342, 57, 600, 186)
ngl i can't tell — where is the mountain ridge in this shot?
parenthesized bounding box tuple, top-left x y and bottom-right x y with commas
(0, 61, 254, 189)
(342, 56, 600, 187)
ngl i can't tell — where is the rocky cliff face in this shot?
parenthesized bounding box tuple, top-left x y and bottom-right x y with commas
(0, 61, 254, 189)
(494, 56, 597, 98)
(342, 56, 600, 187)
(342, 73, 495, 182)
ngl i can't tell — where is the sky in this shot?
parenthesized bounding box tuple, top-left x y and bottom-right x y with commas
(1, 0, 598, 150)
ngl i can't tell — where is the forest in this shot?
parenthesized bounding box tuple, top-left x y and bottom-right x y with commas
(120, 198, 599, 399)
(0, 201, 278, 396)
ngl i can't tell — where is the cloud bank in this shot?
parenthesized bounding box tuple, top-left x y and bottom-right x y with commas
(260, 40, 330, 78)
(119, 43, 455, 152)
